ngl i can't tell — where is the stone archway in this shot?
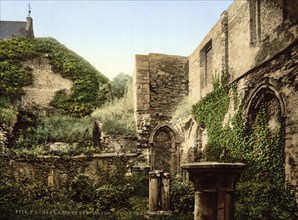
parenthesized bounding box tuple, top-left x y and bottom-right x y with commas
(149, 124, 181, 175)
(245, 83, 285, 133)
(245, 83, 288, 178)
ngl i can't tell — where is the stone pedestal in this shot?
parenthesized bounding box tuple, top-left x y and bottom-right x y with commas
(182, 162, 245, 220)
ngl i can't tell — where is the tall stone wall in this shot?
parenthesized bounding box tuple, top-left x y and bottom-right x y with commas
(188, 0, 298, 103)
(188, 13, 226, 102)
(135, 53, 188, 147)
(134, 0, 298, 190)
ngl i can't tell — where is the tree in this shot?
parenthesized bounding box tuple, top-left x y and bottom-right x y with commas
(110, 73, 132, 99)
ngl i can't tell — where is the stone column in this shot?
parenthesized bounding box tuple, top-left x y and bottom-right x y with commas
(149, 170, 162, 211)
(176, 144, 181, 175)
(150, 143, 155, 171)
(161, 173, 171, 211)
(182, 162, 245, 220)
(148, 171, 171, 215)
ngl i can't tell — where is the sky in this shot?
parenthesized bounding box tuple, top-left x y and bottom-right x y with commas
(1, 0, 232, 80)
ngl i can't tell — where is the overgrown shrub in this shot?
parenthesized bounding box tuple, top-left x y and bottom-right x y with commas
(8, 107, 44, 148)
(40, 114, 92, 143)
(69, 174, 95, 203)
(235, 180, 297, 220)
(95, 184, 133, 212)
(110, 73, 132, 99)
(0, 98, 17, 127)
(170, 178, 194, 215)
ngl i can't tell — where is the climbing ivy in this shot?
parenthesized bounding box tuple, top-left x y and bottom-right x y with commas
(0, 153, 149, 219)
(0, 36, 109, 118)
(192, 72, 230, 160)
(192, 73, 298, 219)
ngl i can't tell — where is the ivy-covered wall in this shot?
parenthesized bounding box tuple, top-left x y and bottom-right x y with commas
(0, 36, 109, 119)
(170, 2, 298, 216)
(0, 153, 151, 219)
(0, 36, 114, 150)
(184, 40, 298, 219)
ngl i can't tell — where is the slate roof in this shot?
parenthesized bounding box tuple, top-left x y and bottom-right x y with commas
(0, 17, 34, 39)
(0, 21, 27, 39)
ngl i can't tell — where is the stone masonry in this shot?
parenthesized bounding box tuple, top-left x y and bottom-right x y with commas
(134, 0, 298, 194)
(21, 55, 73, 109)
(135, 53, 188, 146)
(135, 53, 188, 173)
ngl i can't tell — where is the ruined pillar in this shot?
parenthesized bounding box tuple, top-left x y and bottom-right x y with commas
(161, 173, 171, 211)
(182, 162, 245, 220)
(148, 170, 171, 215)
(149, 170, 161, 211)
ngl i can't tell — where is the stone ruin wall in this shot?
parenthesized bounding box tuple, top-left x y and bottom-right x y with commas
(135, 53, 189, 149)
(134, 0, 298, 192)
(21, 55, 73, 110)
(234, 41, 298, 191)
(184, 0, 298, 192)
(188, 0, 297, 104)
(5, 153, 141, 188)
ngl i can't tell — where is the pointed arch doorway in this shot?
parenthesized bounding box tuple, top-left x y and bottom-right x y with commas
(149, 124, 181, 175)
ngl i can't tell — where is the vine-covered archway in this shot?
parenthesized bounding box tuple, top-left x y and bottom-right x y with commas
(245, 83, 287, 179)
(245, 83, 285, 134)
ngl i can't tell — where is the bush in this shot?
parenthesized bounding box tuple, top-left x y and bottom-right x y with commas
(110, 73, 132, 99)
(69, 174, 95, 203)
(235, 180, 298, 220)
(170, 178, 194, 215)
(94, 184, 133, 212)
(127, 171, 149, 197)
(40, 114, 92, 143)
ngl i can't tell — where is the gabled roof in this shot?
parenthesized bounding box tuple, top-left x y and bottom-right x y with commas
(0, 21, 26, 39)
(0, 17, 34, 39)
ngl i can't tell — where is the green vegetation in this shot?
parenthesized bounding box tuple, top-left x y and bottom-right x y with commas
(0, 35, 186, 220)
(0, 155, 146, 219)
(91, 75, 136, 137)
(0, 36, 108, 117)
(192, 72, 298, 219)
(170, 177, 194, 217)
(109, 73, 132, 100)
(0, 154, 193, 219)
(0, 37, 136, 151)
(192, 72, 230, 160)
